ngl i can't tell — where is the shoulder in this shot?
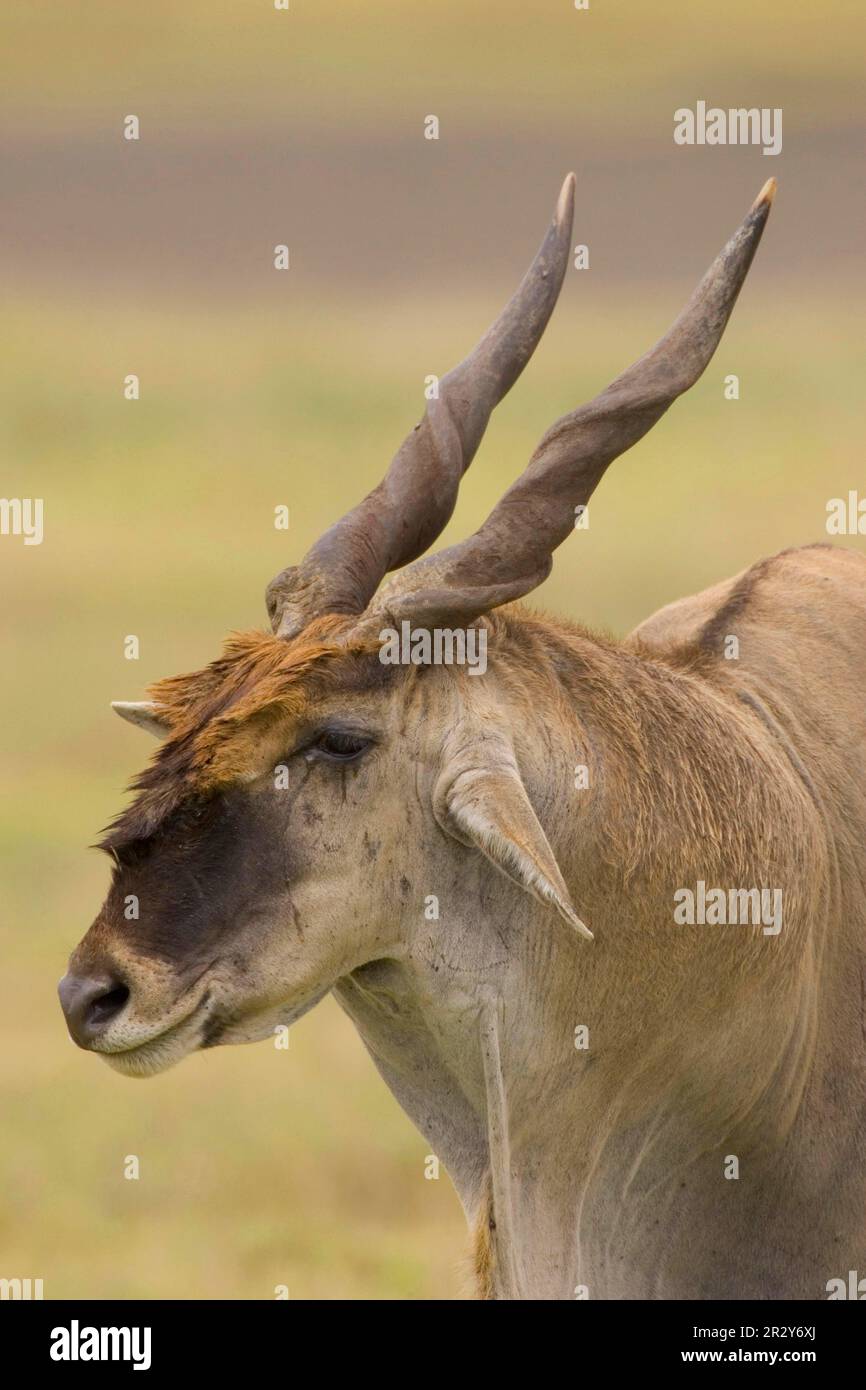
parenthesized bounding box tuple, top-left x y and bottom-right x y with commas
(626, 544, 866, 660)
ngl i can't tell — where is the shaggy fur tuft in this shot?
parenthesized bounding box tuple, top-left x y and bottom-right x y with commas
(100, 615, 382, 853)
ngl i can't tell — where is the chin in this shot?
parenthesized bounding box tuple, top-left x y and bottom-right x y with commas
(101, 1034, 198, 1078)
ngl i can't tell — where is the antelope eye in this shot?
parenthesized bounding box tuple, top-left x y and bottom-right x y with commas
(310, 729, 372, 762)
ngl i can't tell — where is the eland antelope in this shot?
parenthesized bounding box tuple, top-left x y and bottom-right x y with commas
(60, 176, 866, 1299)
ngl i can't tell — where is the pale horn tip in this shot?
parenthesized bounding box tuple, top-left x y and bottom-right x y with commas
(753, 177, 777, 210)
(556, 172, 576, 227)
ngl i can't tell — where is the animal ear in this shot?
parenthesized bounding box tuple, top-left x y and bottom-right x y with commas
(433, 726, 592, 940)
(111, 701, 170, 740)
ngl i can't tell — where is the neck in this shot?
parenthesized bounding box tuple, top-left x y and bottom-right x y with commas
(336, 611, 857, 1298)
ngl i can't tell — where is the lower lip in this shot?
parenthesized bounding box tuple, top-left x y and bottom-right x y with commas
(98, 992, 212, 1062)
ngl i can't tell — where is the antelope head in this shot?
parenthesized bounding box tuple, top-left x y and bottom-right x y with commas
(60, 176, 774, 1077)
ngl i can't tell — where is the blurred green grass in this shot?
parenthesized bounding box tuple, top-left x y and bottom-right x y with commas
(1, 277, 862, 1298)
(3, 0, 863, 132)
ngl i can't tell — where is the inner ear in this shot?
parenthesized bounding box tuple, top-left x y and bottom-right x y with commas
(432, 720, 592, 940)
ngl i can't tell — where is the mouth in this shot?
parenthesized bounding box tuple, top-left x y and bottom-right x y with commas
(96, 983, 332, 1077)
(98, 992, 214, 1078)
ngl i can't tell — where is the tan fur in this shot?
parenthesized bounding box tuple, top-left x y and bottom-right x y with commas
(471, 1180, 496, 1302)
(70, 542, 866, 1299)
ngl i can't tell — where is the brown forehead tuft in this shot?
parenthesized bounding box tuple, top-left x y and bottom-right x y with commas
(99, 615, 384, 852)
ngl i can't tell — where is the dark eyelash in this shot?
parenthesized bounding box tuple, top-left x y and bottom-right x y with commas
(307, 729, 373, 763)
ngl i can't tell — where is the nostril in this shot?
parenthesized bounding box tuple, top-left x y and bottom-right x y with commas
(87, 983, 130, 1029)
(58, 971, 130, 1048)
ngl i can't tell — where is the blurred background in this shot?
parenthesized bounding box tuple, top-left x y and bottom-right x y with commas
(1, 1, 863, 1299)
